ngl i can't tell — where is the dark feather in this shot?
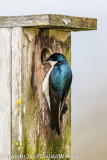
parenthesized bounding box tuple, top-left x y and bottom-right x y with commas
(60, 103, 68, 121)
(49, 80, 70, 134)
(49, 86, 61, 135)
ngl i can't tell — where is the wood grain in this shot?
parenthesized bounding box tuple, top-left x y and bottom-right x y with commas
(12, 27, 22, 157)
(0, 28, 12, 157)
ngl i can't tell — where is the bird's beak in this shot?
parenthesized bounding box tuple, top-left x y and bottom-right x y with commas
(45, 58, 50, 61)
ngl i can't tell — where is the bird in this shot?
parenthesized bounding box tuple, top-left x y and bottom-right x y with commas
(42, 53, 72, 135)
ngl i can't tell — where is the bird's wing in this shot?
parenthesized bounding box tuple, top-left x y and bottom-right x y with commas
(49, 80, 61, 135)
(49, 83, 69, 134)
(60, 92, 69, 121)
(60, 74, 72, 120)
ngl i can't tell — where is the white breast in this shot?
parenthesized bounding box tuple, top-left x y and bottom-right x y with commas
(42, 67, 53, 110)
(49, 61, 57, 67)
(42, 61, 57, 110)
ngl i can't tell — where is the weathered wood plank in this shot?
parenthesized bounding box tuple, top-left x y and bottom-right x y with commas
(21, 28, 39, 158)
(21, 28, 71, 159)
(12, 27, 22, 158)
(0, 28, 12, 157)
(0, 14, 97, 31)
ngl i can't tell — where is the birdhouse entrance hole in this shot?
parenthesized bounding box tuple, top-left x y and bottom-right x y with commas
(41, 48, 51, 65)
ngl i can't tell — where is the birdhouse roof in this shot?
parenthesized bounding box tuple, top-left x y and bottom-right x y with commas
(0, 14, 97, 31)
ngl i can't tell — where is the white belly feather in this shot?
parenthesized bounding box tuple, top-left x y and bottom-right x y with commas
(42, 67, 53, 110)
(42, 60, 57, 110)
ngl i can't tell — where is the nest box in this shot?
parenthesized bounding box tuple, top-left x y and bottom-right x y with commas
(0, 14, 97, 159)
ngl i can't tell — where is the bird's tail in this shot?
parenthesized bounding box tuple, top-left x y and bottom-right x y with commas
(51, 103, 68, 134)
(52, 119, 60, 135)
(51, 110, 60, 135)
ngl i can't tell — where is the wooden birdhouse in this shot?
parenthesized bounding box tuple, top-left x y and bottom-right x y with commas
(0, 14, 97, 159)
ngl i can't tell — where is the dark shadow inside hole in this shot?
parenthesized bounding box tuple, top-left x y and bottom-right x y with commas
(41, 48, 51, 66)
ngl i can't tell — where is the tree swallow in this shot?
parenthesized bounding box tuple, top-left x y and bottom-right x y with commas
(42, 53, 72, 135)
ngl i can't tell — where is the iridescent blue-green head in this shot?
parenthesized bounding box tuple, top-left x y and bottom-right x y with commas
(45, 53, 68, 66)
